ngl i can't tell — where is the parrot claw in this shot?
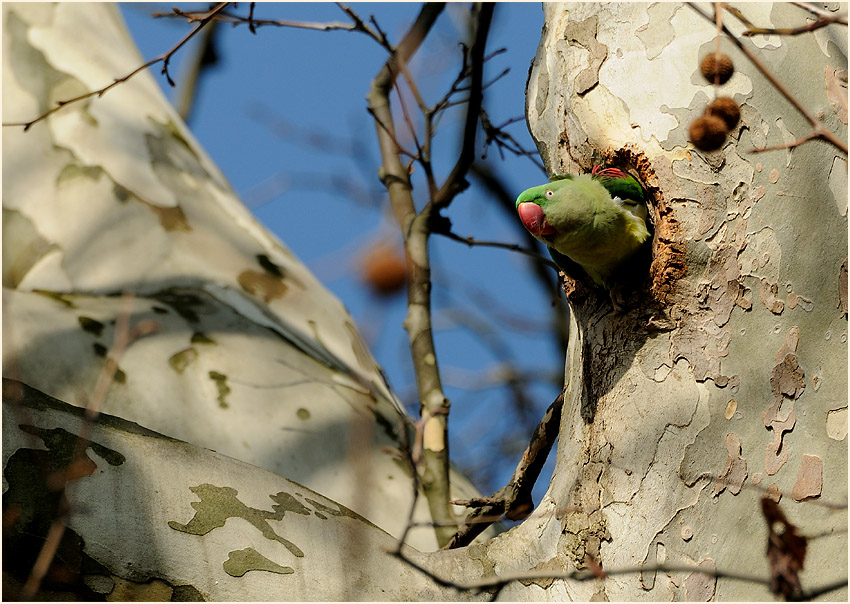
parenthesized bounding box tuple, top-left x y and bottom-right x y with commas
(609, 283, 628, 313)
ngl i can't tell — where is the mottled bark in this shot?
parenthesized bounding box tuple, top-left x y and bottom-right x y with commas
(521, 3, 847, 600)
(3, 3, 846, 601)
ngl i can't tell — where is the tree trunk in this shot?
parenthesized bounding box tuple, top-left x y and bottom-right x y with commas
(518, 2, 847, 600)
(2, 3, 485, 600)
(3, 2, 846, 601)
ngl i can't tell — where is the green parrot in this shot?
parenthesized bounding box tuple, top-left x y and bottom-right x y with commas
(515, 166, 650, 289)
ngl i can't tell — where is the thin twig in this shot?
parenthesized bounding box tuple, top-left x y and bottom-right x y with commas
(247, 2, 256, 34)
(430, 44, 473, 119)
(20, 500, 70, 600)
(3, 3, 230, 131)
(154, 7, 375, 38)
(176, 17, 220, 123)
(480, 108, 547, 171)
(339, 3, 392, 50)
(431, 5, 494, 210)
(723, 3, 846, 36)
(393, 78, 425, 161)
(396, 59, 437, 194)
(450, 496, 504, 507)
(792, 1, 842, 19)
(366, 106, 420, 160)
(794, 578, 850, 601)
(390, 547, 781, 597)
(21, 295, 158, 599)
(714, 3, 723, 87)
(435, 229, 560, 270)
(747, 131, 821, 154)
(392, 415, 424, 550)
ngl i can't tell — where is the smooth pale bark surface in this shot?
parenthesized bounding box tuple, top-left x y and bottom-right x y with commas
(3, 2, 847, 601)
(2, 3, 492, 598)
(521, 2, 847, 601)
(2, 379, 443, 601)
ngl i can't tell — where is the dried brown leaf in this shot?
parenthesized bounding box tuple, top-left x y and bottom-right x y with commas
(761, 498, 807, 599)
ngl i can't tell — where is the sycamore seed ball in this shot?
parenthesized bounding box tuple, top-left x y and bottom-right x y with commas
(700, 53, 734, 85)
(361, 244, 407, 296)
(706, 97, 741, 131)
(689, 115, 728, 151)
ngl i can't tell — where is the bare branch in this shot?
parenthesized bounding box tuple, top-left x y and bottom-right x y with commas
(339, 3, 392, 49)
(390, 547, 782, 599)
(431, 44, 472, 118)
(723, 3, 847, 36)
(395, 59, 437, 193)
(3, 3, 230, 131)
(366, 106, 420, 160)
(150, 3, 391, 48)
(444, 390, 564, 549)
(366, 2, 456, 547)
(748, 131, 822, 154)
(388, 415, 424, 551)
(393, 78, 425, 161)
(21, 500, 70, 600)
(431, 4, 495, 210)
(480, 109, 547, 171)
(797, 579, 850, 601)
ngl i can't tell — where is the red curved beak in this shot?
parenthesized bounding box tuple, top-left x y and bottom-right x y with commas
(518, 202, 555, 237)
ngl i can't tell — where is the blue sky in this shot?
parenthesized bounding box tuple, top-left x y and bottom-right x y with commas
(121, 2, 562, 502)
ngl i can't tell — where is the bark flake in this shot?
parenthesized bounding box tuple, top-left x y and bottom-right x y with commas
(791, 454, 823, 501)
(223, 547, 294, 577)
(825, 407, 848, 441)
(684, 558, 717, 602)
(563, 15, 608, 96)
(712, 433, 748, 496)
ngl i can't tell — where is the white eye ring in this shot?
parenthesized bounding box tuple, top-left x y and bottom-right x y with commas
(544, 189, 554, 199)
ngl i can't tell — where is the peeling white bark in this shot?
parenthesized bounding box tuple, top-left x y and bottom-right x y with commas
(524, 2, 847, 601)
(2, 5, 489, 598)
(3, 2, 846, 601)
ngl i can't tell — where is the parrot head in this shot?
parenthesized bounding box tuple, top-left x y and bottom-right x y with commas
(515, 166, 650, 288)
(515, 167, 646, 243)
(516, 193, 556, 238)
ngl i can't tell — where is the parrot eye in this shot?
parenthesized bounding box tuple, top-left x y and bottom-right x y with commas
(544, 189, 554, 199)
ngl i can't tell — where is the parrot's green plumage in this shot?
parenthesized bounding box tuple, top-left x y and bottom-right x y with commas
(516, 167, 650, 288)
